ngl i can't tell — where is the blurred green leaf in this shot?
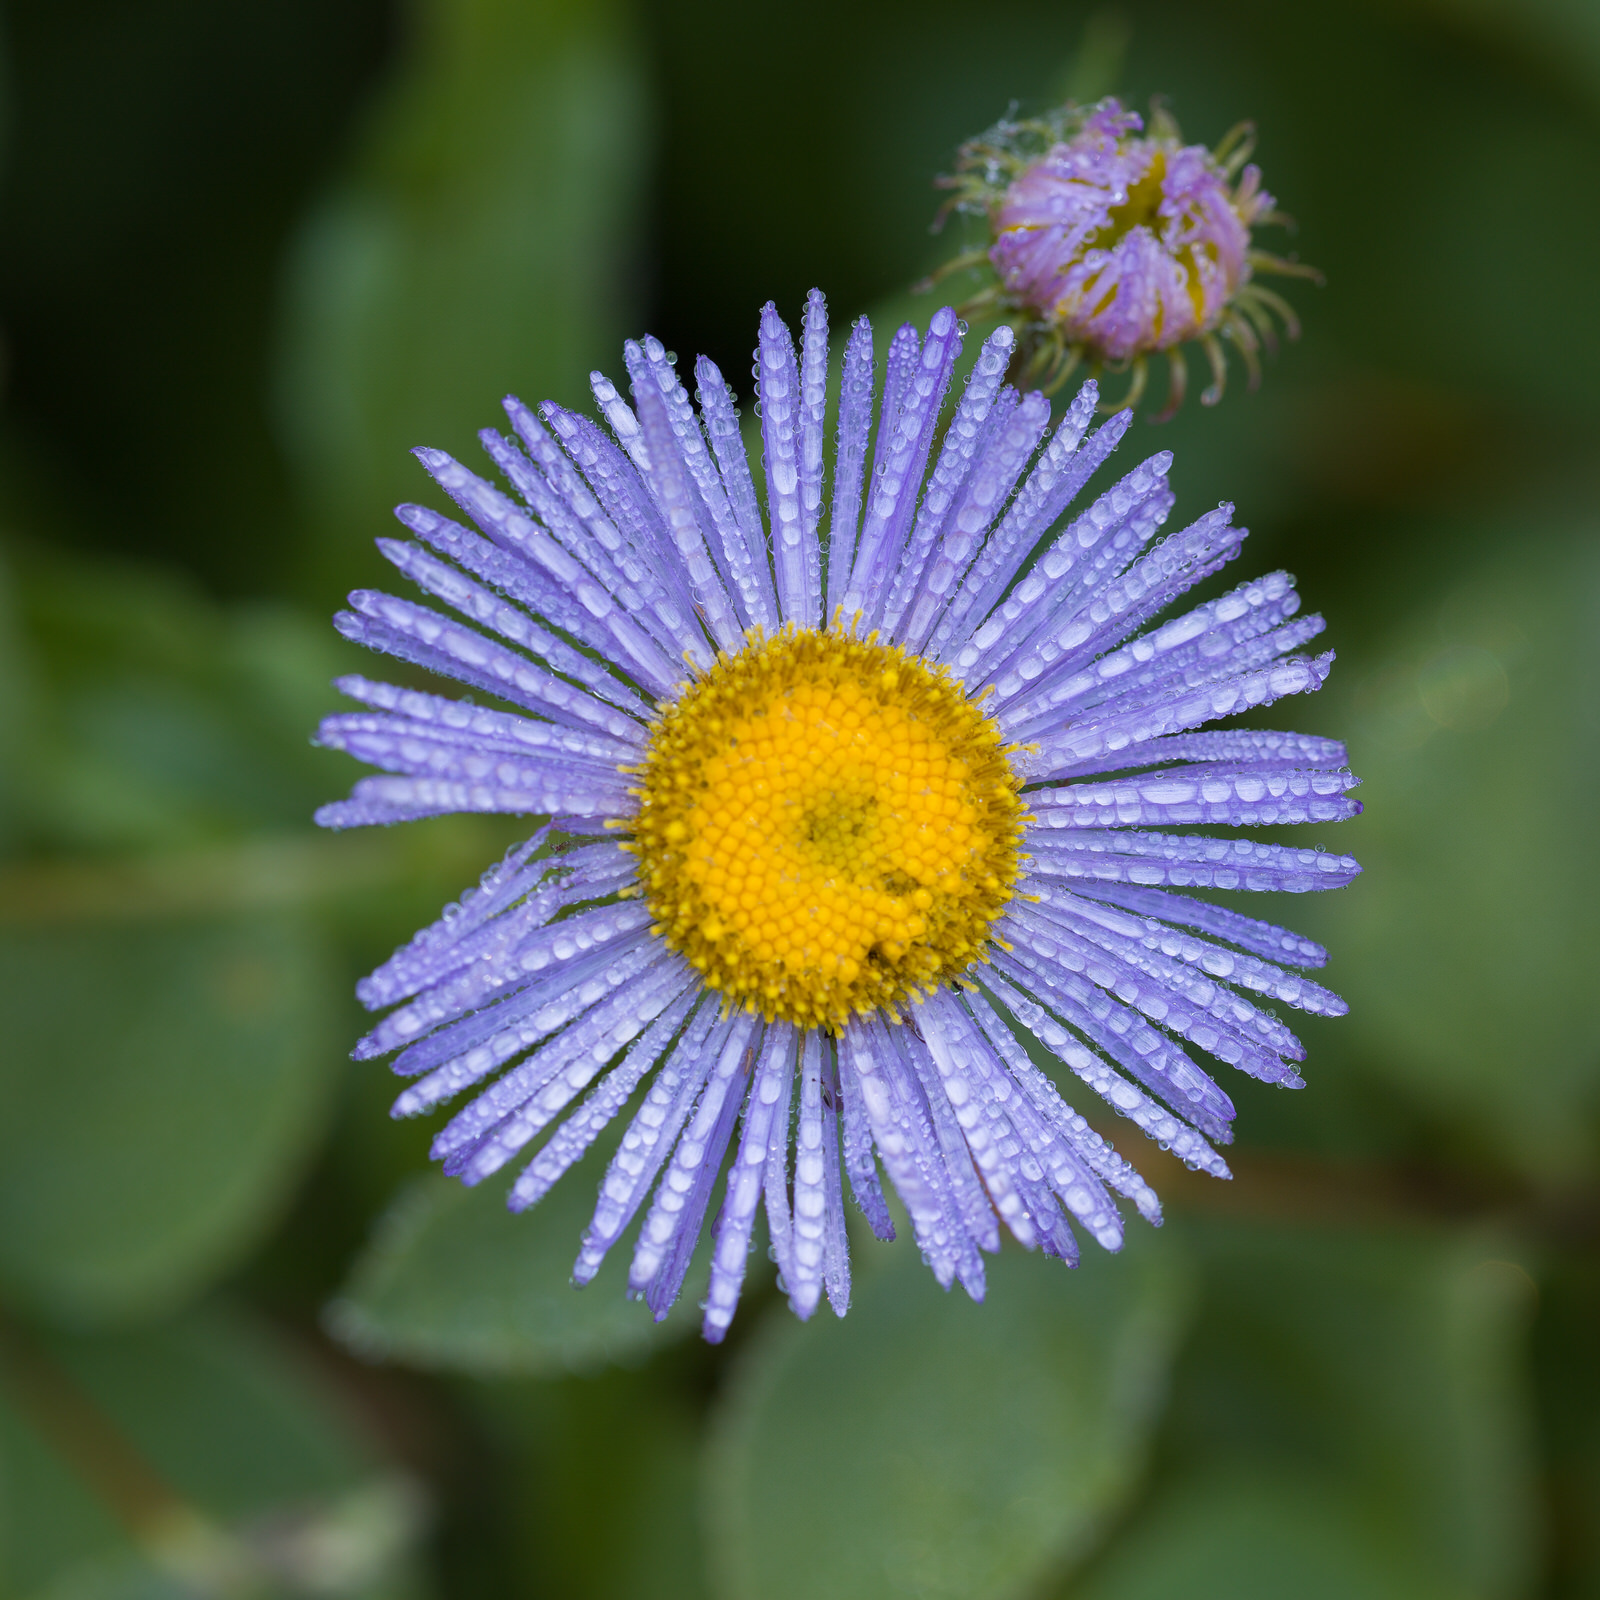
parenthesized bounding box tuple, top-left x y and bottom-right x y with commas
(1075, 1465, 1452, 1600)
(28, 1562, 194, 1600)
(1142, 1219, 1541, 1600)
(0, 546, 29, 850)
(274, 0, 649, 600)
(1298, 521, 1600, 1181)
(705, 1234, 1190, 1600)
(0, 911, 339, 1323)
(329, 1143, 704, 1378)
(470, 1360, 712, 1600)
(1530, 1253, 1600, 1597)
(1418, 0, 1600, 107)
(1066, 1468, 1449, 1600)
(8, 549, 358, 855)
(0, 1302, 423, 1599)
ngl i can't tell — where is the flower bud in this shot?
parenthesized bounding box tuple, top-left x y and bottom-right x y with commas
(932, 99, 1317, 416)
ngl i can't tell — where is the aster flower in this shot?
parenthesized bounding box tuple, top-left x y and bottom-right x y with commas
(316, 292, 1360, 1342)
(931, 98, 1317, 416)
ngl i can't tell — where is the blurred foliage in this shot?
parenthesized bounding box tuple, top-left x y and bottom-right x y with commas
(1067, 1219, 1539, 1599)
(708, 1230, 1189, 1600)
(0, 0, 1595, 1596)
(1300, 523, 1600, 1184)
(275, 0, 649, 603)
(0, 912, 336, 1324)
(329, 1139, 706, 1378)
(0, 1304, 425, 1598)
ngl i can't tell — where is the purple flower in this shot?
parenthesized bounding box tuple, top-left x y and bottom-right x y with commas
(933, 99, 1317, 415)
(317, 294, 1360, 1342)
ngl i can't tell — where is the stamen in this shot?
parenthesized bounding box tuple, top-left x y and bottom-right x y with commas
(626, 624, 1025, 1028)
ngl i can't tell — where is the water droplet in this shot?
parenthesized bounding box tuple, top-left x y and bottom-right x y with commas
(666, 350, 678, 365)
(957, 320, 969, 336)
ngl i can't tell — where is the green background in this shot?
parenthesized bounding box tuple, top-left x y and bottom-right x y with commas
(0, 0, 1596, 1594)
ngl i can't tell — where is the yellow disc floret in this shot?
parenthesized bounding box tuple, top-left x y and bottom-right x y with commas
(621, 624, 1026, 1029)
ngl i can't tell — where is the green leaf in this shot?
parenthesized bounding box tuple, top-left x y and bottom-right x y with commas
(1420, 0, 1600, 108)
(1065, 1469, 1451, 1600)
(705, 1232, 1191, 1600)
(468, 1362, 713, 1600)
(0, 1303, 424, 1599)
(328, 1145, 704, 1378)
(0, 546, 29, 852)
(9, 548, 361, 854)
(274, 0, 649, 601)
(1147, 1219, 1541, 1600)
(1529, 1253, 1600, 1596)
(1297, 523, 1600, 1180)
(0, 911, 340, 1323)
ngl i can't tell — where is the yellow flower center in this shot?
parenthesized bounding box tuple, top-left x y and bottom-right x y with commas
(1088, 147, 1169, 253)
(623, 625, 1026, 1029)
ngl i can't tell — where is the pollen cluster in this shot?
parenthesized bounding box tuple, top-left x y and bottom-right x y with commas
(622, 625, 1026, 1029)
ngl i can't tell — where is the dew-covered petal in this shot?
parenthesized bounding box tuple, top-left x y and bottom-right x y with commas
(931, 386, 1119, 659)
(949, 447, 1173, 683)
(695, 355, 780, 632)
(1050, 725, 1348, 783)
(916, 991, 1040, 1247)
(824, 316, 876, 622)
(508, 986, 700, 1212)
(393, 917, 659, 1121)
(786, 1031, 843, 1319)
(835, 1036, 894, 1240)
(1000, 569, 1306, 736)
(892, 1021, 1003, 1254)
(430, 951, 691, 1179)
(1001, 910, 1240, 1133)
(356, 830, 559, 1009)
(897, 388, 1053, 654)
(880, 324, 1015, 638)
(630, 1012, 762, 1317)
(1024, 827, 1361, 895)
(631, 367, 745, 653)
(575, 999, 728, 1284)
(492, 402, 688, 671)
(536, 405, 713, 669)
(380, 899, 649, 1071)
(840, 307, 962, 629)
(757, 302, 816, 629)
(391, 498, 614, 665)
(326, 677, 641, 766)
(414, 444, 686, 694)
(962, 986, 1149, 1240)
(1024, 649, 1336, 773)
(976, 494, 1234, 702)
(843, 1021, 984, 1298)
(1034, 885, 1345, 1013)
(1006, 903, 1305, 1083)
(704, 1023, 796, 1341)
(1066, 879, 1328, 967)
(332, 592, 642, 742)
(984, 965, 1232, 1178)
(797, 289, 830, 623)
(1029, 756, 1360, 830)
